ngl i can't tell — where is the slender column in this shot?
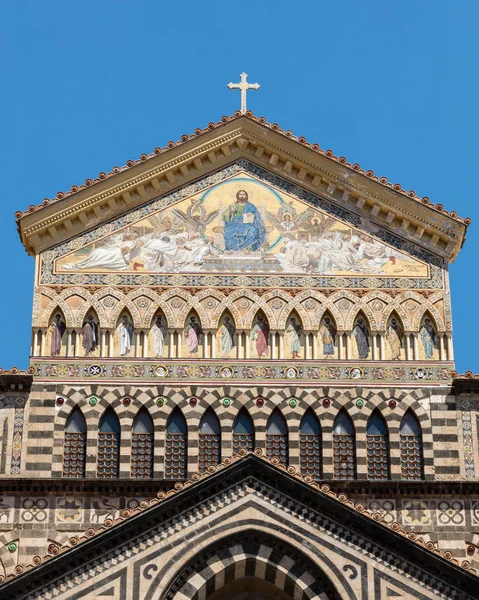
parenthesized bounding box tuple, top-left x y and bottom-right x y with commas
(413, 333, 419, 360)
(73, 331, 78, 357)
(439, 334, 446, 361)
(245, 332, 251, 359)
(279, 332, 284, 360)
(372, 334, 378, 360)
(133, 331, 140, 358)
(67, 330, 72, 358)
(305, 333, 311, 360)
(271, 332, 276, 359)
(237, 331, 243, 359)
(143, 331, 148, 358)
(312, 332, 318, 360)
(405, 333, 412, 361)
(33, 329, 39, 357)
(338, 333, 344, 360)
(346, 332, 352, 360)
(176, 331, 181, 359)
(379, 332, 386, 360)
(203, 331, 209, 358)
(101, 330, 106, 358)
(109, 330, 115, 358)
(211, 331, 216, 359)
(40, 329, 46, 357)
(447, 333, 454, 361)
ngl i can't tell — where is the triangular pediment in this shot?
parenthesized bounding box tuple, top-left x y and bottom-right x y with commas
(40, 161, 442, 291)
(1, 455, 476, 599)
(17, 115, 468, 263)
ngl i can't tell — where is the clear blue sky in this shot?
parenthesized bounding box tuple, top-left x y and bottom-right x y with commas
(1, 1, 478, 372)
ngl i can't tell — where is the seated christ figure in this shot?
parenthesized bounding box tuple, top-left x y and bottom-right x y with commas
(223, 190, 265, 252)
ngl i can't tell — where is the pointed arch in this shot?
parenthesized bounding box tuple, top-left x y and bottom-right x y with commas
(63, 407, 86, 478)
(108, 297, 142, 330)
(344, 302, 377, 332)
(80, 308, 101, 357)
(216, 308, 238, 358)
(384, 311, 406, 361)
(400, 410, 424, 480)
(418, 311, 439, 360)
(379, 301, 411, 331)
(244, 295, 276, 330)
(233, 408, 255, 454)
(266, 409, 288, 467)
(332, 410, 355, 480)
(277, 300, 311, 331)
(366, 410, 389, 480)
(131, 408, 154, 479)
(183, 309, 204, 357)
(283, 309, 304, 359)
(199, 409, 221, 473)
(300, 409, 321, 479)
(413, 301, 445, 332)
(97, 407, 120, 479)
(47, 307, 67, 357)
(250, 310, 271, 359)
(351, 310, 372, 360)
(165, 408, 187, 479)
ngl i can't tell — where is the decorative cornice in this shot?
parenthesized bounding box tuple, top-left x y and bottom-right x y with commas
(16, 114, 468, 262)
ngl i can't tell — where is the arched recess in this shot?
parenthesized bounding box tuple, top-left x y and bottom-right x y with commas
(233, 408, 254, 453)
(418, 311, 440, 360)
(199, 409, 221, 473)
(149, 309, 169, 359)
(63, 407, 86, 478)
(344, 301, 377, 332)
(379, 301, 411, 332)
(160, 530, 342, 600)
(97, 407, 120, 479)
(182, 309, 204, 358)
(266, 409, 288, 466)
(412, 301, 445, 332)
(250, 310, 271, 359)
(277, 300, 311, 331)
(216, 309, 237, 359)
(165, 408, 187, 479)
(317, 310, 338, 359)
(300, 409, 321, 479)
(243, 294, 276, 330)
(366, 410, 389, 480)
(47, 307, 67, 358)
(384, 311, 406, 361)
(400, 410, 424, 480)
(283, 310, 304, 359)
(351, 311, 372, 360)
(210, 297, 242, 330)
(39, 298, 74, 329)
(131, 408, 154, 479)
(115, 308, 135, 358)
(80, 308, 101, 358)
(332, 410, 355, 480)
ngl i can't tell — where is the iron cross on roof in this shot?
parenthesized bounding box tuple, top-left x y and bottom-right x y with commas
(227, 73, 260, 114)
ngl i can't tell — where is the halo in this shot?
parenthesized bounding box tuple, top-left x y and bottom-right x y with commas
(282, 212, 292, 220)
(230, 184, 254, 203)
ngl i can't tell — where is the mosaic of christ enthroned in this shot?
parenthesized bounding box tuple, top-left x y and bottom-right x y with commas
(55, 174, 428, 277)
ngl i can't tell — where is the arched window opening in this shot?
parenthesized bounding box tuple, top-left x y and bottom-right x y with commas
(333, 410, 355, 480)
(300, 409, 321, 479)
(131, 409, 154, 479)
(97, 408, 120, 479)
(63, 407, 86, 478)
(199, 410, 221, 473)
(400, 411, 424, 480)
(233, 409, 254, 454)
(266, 410, 288, 466)
(366, 411, 389, 480)
(165, 409, 187, 479)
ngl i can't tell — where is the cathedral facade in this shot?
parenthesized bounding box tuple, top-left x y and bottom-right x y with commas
(0, 112, 478, 599)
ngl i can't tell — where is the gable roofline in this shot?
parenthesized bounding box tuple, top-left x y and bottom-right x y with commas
(1, 452, 477, 598)
(16, 113, 468, 261)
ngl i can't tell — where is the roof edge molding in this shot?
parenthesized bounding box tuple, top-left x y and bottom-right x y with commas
(16, 114, 469, 262)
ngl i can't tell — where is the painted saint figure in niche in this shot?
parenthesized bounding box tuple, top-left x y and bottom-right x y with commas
(353, 318, 370, 359)
(419, 318, 436, 359)
(152, 315, 167, 357)
(319, 316, 336, 358)
(285, 317, 302, 359)
(251, 313, 270, 358)
(118, 315, 134, 356)
(50, 313, 66, 356)
(82, 315, 99, 356)
(220, 316, 236, 356)
(185, 316, 203, 354)
(222, 190, 265, 252)
(386, 317, 404, 360)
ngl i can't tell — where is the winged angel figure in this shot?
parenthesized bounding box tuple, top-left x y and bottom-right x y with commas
(266, 202, 314, 235)
(171, 199, 219, 236)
